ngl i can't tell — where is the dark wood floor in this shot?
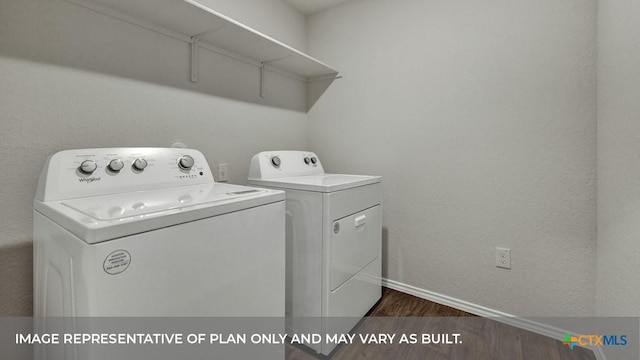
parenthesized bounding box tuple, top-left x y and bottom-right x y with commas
(286, 288, 595, 360)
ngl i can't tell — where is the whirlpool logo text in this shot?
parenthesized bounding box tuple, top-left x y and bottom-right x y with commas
(78, 177, 101, 183)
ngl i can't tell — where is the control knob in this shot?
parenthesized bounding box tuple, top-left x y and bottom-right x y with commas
(304, 157, 310, 165)
(271, 156, 281, 168)
(79, 160, 97, 175)
(310, 157, 317, 164)
(107, 159, 124, 172)
(132, 158, 148, 171)
(178, 155, 195, 170)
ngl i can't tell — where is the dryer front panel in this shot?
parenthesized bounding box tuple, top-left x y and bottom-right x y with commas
(330, 205, 381, 291)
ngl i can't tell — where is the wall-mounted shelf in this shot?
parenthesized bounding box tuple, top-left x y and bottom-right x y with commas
(64, 0, 340, 111)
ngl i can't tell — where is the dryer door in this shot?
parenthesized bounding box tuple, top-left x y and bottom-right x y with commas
(330, 205, 381, 291)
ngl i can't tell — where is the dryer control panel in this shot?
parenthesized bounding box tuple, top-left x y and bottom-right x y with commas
(36, 148, 214, 201)
(248, 150, 325, 180)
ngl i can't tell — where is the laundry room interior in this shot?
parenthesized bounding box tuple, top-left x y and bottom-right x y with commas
(1, 0, 639, 348)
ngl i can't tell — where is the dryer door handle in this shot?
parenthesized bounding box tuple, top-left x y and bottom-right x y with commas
(354, 214, 367, 227)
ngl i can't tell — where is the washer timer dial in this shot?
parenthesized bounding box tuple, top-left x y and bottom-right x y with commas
(178, 155, 195, 170)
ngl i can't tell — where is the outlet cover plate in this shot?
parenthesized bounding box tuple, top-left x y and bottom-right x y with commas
(218, 163, 228, 182)
(496, 247, 511, 269)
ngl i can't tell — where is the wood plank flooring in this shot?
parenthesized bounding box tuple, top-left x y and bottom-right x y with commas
(286, 288, 595, 360)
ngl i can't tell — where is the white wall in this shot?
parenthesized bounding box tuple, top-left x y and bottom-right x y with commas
(307, 0, 597, 316)
(596, 0, 640, 316)
(0, 0, 307, 315)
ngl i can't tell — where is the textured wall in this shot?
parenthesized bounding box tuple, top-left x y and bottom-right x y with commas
(307, 0, 597, 316)
(596, 0, 640, 316)
(0, 0, 307, 315)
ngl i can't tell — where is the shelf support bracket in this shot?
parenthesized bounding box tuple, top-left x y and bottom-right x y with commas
(190, 36, 200, 83)
(190, 26, 225, 83)
(260, 62, 266, 98)
(259, 56, 292, 99)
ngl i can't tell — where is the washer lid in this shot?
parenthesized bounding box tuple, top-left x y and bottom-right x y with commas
(248, 173, 381, 193)
(34, 183, 284, 244)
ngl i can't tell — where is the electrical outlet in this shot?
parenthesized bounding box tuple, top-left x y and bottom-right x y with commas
(218, 163, 228, 182)
(496, 247, 511, 269)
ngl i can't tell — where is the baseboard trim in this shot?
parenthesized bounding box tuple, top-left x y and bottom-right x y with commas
(382, 278, 606, 360)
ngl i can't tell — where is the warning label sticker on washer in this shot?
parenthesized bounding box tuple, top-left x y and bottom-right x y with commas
(103, 250, 131, 275)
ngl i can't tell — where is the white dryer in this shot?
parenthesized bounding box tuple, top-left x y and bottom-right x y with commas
(34, 148, 285, 318)
(248, 150, 382, 355)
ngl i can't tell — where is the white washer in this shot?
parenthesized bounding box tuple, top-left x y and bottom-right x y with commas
(33, 148, 285, 354)
(248, 150, 382, 355)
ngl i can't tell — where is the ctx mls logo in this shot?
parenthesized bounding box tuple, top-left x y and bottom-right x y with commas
(78, 177, 101, 183)
(562, 332, 628, 349)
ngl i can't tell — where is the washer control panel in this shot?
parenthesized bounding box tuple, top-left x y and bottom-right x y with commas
(248, 150, 325, 180)
(36, 148, 214, 201)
